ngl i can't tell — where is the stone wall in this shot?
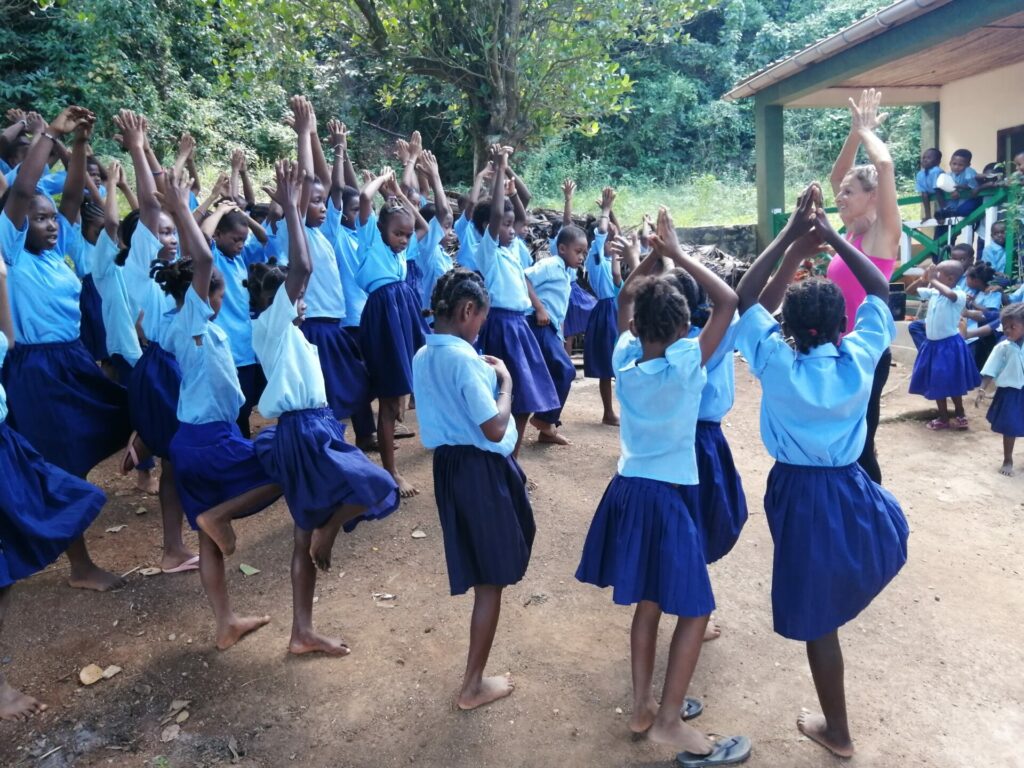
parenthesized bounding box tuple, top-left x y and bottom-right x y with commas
(676, 224, 758, 260)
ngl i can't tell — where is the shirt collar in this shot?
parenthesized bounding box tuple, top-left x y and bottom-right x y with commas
(798, 343, 840, 359)
(425, 333, 477, 352)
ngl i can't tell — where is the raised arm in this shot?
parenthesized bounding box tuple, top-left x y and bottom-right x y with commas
(59, 112, 96, 222)
(487, 145, 511, 239)
(289, 96, 316, 213)
(815, 204, 888, 300)
(269, 160, 310, 302)
(400, 131, 422, 201)
(359, 167, 393, 226)
(0, 248, 12, 349)
(561, 179, 575, 227)
(606, 231, 636, 288)
(850, 89, 900, 251)
(239, 152, 255, 208)
(310, 121, 333, 191)
(507, 165, 531, 207)
(102, 160, 122, 240)
(141, 123, 167, 198)
(167, 169, 213, 300)
(616, 244, 665, 335)
(464, 162, 493, 221)
(0, 110, 27, 158)
(385, 173, 428, 239)
(418, 150, 452, 228)
(114, 109, 162, 232)
(923, 264, 958, 302)
(229, 148, 244, 204)
(597, 187, 615, 235)
(507, 177, 528, 235)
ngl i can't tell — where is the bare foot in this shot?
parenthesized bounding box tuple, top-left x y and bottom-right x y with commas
(160, 548, 199, 573)
(703, 617, 721, 642)
(289, 629, 350, 657)
(0, 680, 47, 721)
(135, 469, 159, 495)
(216, 615, 271, 650)
(648, 715, 711, 754)
(393, 473, 418, 498)
(68, 563, 126, 592)
(797, 710, 854, 758)
(536, 430, 571, 446)
(310, 519, 345, 571)
(196, 512, 237, 557)
(999, 462, 1014, 477)
(457, 673, 514, 710)
(628, 700, 658, 734)
(602, 413, 620, 426)
(356, 436, 380, 453)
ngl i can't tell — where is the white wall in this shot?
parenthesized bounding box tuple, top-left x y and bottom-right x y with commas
(939, 60, 1024, 165)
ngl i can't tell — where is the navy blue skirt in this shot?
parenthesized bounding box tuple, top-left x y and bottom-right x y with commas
(693, 421, 748, 564)
(0, 422, 106, 588)
(79, 275, 108, 362)
(764, 462, 909, 641)
(528, 317, 576, 425)
(406, 258, 423, 297)
(2, 340, 131, 477)
(254, 408, 399, 532)
(359, 281, 429, 399)
(583, 297, 618, 379)
(127, 342, 181, 459)
(301, 318, 370, 420)
(909, 334, 981, 400)
(576, 475, 715, 617)
(564, 281, 597, 338)
(987, 386, 1024, 437)
(433, 445, 535, 596)
(169, 421, 280, 529)
(476, 307, 559, 415)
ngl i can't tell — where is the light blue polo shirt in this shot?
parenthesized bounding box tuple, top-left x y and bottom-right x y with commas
(587, 232, 617, 300)
(356, 212, 408, 294)
(0, 210, 82, 343)
(303, 224, 347, 320)
(982, 242, 1006, 271)
(414, 218, 453, 312)
(166, 286, 245, 425)
(252, 284, 328, 418)
(4, 166, 67, 197)
(915, 166, 941, 195)
(686, 313, 740, 423)
(125, 223, 177, 346)
(951, 166, 978, 190)
(614, 332, 705, 485)
(514, 237, 533, 270)
(412, 333, 517, 456)
(454, 212, 480, 272)
(477, 231, 530, 312)
(241, 231, 267, 267)
(525, 255, 572, 339)
(90, 230, 143, 364)
(981, 338, 1024, 389)
(211, 241, 255, 366)
(736, 294, 894, 467)
(323, 197, 367, 326)
(918, 287, 965, 340)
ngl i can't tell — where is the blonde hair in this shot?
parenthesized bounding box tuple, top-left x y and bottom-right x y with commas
(844, 164, 878, 192)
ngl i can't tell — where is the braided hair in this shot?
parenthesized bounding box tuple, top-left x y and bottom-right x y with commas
(152, 259, 225, 306)
(632, 276, 690, 344)
(244, 259, 287, 314)
(115, 210, 141, 266)
(662, 268, 711, 329)
(430, 268, 489, 320)
(966, 262, 995, 286)
(781, 277, 846, 353)
(377, 202, 414, 241)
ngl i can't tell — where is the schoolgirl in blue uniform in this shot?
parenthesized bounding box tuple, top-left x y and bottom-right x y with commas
(411, 150, 455, 315)
(576, 208, 747, 765)
(115, 110, 196, 573)
(582, 188, 622, 426)
(473, 145, 559, 458)
(0, 106, 127, 592)
(357, 166, 430, 497)
(452, 161, 492, 272)
(249, 160, 398, 657)
(0, 244, 107, 720)
(735, 185, 908, 759)
(909, 260, 981, 430)
(412, 267, 534, 711)
(161, 168, 282, 651)
(976, 303, 1024, 476)
(524, 227, 588, 445)
(551, 179, 597, 340)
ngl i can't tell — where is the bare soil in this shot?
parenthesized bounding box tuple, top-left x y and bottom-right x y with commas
(2, 351, 1022, 768)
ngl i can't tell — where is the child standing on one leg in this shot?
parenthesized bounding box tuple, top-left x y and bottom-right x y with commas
(576, 208, 750, 764)
(583, 188, 622, 426)
(735, 184, 909, 758)
(909, 260, 981, 429)
(974, 303, 1024, 476)
(524, 225, 587, 445)
(250, 160, 399, 656)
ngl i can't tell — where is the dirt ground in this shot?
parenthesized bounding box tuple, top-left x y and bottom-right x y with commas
(2, 339, 1023, 768)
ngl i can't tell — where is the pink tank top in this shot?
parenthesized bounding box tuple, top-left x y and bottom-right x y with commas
(826, 234, 896, 333)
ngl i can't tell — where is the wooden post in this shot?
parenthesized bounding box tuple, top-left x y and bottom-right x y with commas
(920, 102, 940, 152)
(755, 96, 785, 252)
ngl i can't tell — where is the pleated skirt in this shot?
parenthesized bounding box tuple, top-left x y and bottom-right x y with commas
(909, 334, 981, 400)
(987, 386, 1024, 437)
(359, 281, 429, 399)
(692, 421, 748, 564)
(583, 297, 618, 379)
(301, 318, 370, 420)
(564, 281, 597, 338)
(127, 342, 181, 459)
(476, 308, 559, 415)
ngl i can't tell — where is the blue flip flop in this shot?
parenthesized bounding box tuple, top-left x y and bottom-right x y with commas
(680, 697, 704, 721)
(677, 735, 752, 767)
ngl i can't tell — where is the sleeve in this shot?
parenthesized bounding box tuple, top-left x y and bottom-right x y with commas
(735, 304, 792, 378)
(459, 360, 500, 427)
(916, 287, 937, 301)
(588, 232, 608, 266)
(453, 211, 470, 241)
(61, 214, 87, 277)
(664, 336, 706, 389)
(476, 230, 499, 274)
(952, 290, 967, 313)
(1008, 285, 1024, 304)
(914, 171, 927, 194)
(515, 238, 533, 269)
(416, 218, 445, 272)
(0, 210, 27, 267)
(251, 283, 296, 364)
(91, 230, 118, 279)
(323, 197, 343, 244)
(612, 330, 639, 372)
(702, 313, 740, 371)
(964, 168, 979, 189)
(981, 342, 1009, 379)
(181, 285, 214, 338)
(524, 257, 556, 290)
(356, 212, 383, 268)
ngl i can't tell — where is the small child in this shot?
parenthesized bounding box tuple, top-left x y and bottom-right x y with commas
(981, 221, 1007, 272)
(914, 147, 943, 221)
(412, 268, 534, 710)
(962, 262, 1003, 369)
(576, 208, 749, 763)
(523, 226, 588, 445)
(909, 260, 982, 429)
(935, 148, 981, 222)
(735, 184, 908, 759)
(582, 187, 622, 426)
(975, 303, 1024, 476)
(555, 180, 598, 343)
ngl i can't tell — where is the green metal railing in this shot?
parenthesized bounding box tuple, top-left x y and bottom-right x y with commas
(771, 187, 1019, 280)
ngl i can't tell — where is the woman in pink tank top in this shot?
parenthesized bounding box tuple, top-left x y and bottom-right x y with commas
(826, 89, 902, 487)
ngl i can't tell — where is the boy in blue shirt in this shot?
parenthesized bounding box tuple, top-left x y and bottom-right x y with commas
(915, 148, 942, 221)
(982, 221, 1007, 273)
(935, 148, 981, 222)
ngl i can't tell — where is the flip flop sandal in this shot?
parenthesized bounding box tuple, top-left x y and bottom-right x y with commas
(677, 735, 752, 767)
(680, 697, 704, 721)
(926, 419, 949, 431)
(162, 555, 200, 574)
(952, 416, 970, 430)
(394, 422, 416, 439)
(120, 431, 142, 475)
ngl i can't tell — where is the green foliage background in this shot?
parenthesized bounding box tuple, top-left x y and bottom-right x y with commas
(1, 0, 920, 218)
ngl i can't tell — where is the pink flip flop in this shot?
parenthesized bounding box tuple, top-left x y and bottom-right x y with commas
(926, 419, 949, 431)
(162, 555, 200, 574)
(951, 416, 969, 430)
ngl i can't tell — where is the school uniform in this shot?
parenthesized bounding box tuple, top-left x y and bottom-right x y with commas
(550, 234, 597, 337)
(981, 338, 1024, 437)
(123, 224, 182, 459)
(525, 255, 576, 426)
(88, 230, 143, 382)
(413, 218, 454, 314)
(915, 166, 941, 197)
(0, 332, 107, 588)
(576, 333, 714, 617)
(355, 213, 430, 398)
(982, 241, 1006, 272)
(412, 334, 534, 596)
(0, 210, 130, 477)
(736, 295, 909, 641)
(453, 212, 480, 272)
(687, 316, 747, 564)
(909, 287, 981, 399)
(252, 285, 398, 531)
(936, 166, 981, 219)
(475, 231, 559, 415)
(583, 232, 619, 379)
(166, 286, 279, 528)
